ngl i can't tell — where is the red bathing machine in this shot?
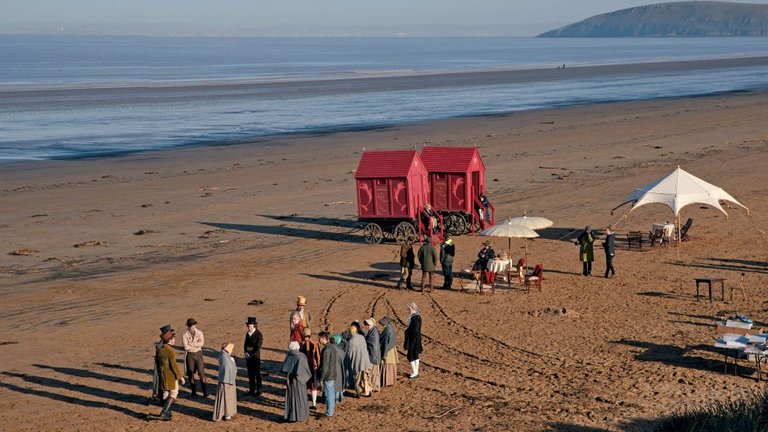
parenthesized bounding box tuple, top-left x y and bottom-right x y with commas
(355, 150, 443, 244)
(420, 146, 495, 234)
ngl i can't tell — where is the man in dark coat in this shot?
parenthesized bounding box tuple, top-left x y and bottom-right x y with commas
(329, 334, 346, 403)
(243, 317, 263, 396)
(404, 303, 422, 379)
(396, 240, 416, 290)
(475, 241, 496, 286)
(575, 226, 595, 276)
(439, 236, 455, 289)
(417, 237, 438, 292)
(362, 318, 382, 393)
(318, 332, 337, 417)
(603, 226, 616, 278)
(151, 325, 170, 404)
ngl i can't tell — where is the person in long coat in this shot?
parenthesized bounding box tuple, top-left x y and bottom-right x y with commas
(575, 225, 595, 276)
(362, 318, 382, 393)
(404, 303, 423, 379)
(156, 328, 185, 421)
(603, 226, 616, 278)
(417, 237, 438, 292)
(396, 240, 416, 290)
(379, 316, 398, 387)
(439, 236, 455, 289)
(281, 341, 311, 422)
(346, 327, 372, 397)
(151, 325, 170, 404)
(329, 335, 346, 403)
(212, 343, 237, 421)
(243, 316, 263, 396)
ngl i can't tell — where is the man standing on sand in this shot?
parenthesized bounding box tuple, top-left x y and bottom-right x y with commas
(156, 327, 185, 421)
(183, 318, 208, 398)
(418, 237, 438, 292)
(396, 239, 416, 290)
(575, 226, 595, 276)
(318, 332, 337, 418)
(362, 318, 382, 393)
(439, 235, 455, 290)
(151, 325, 170, 404)
(243, 317, 263, 396)
(603, 226, 616, 278)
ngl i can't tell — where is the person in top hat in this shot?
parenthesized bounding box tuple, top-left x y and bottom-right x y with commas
(151, 325, 171, 404)
(212, 342, 237, 421)
(155, 327, 184, 421)
(439, 235, 455, 290)
(183, 318, 208, 397)
(243, 317, 263, 396)
(292, 296, 312, 329)
(575, 225, 595, 276)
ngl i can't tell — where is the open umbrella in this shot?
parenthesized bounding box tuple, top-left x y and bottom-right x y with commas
(480, 219, 539, 265)
(500, 216, 553, 265)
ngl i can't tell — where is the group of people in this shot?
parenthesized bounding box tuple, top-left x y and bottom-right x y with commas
(151, 317, 261, 422)
(575, 225, 616, 278)
(282, 297, 423, 422)
(150, 296, 424, 424)
(397, 234, 455, 291)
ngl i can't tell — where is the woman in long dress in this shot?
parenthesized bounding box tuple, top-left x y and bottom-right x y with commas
(404, 303, 422, 379)
(379, 316, 398, 387)
(212, 343, 237, 421)
(281, 341, 311, 422)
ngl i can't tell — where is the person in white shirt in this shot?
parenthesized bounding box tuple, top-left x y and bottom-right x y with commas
(183, 318, 208, 397)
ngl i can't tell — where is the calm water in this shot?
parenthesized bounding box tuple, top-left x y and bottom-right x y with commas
(1, 35, 768, 161)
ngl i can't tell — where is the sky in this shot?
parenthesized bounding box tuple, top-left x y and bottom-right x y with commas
(3, 0, 768, 36)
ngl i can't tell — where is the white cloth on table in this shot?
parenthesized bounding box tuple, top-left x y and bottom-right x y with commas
(652, 223, 675, 238)
(487, 259, 512, 273)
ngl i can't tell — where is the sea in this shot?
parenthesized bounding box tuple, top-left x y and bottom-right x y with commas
(1, 35, 768, 161)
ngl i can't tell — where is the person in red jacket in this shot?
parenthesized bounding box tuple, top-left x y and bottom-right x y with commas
(289, 311, 304, 343)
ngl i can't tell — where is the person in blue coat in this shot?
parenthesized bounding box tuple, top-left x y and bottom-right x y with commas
(603, 226, 616, 278)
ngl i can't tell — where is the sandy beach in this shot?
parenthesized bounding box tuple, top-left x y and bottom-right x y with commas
(1, 90, 768, 431)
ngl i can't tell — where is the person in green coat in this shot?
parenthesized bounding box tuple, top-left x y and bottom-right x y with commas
(155, 328, 185, 421)
(575, 226, 595, 276)
(417, 237, 438, 292)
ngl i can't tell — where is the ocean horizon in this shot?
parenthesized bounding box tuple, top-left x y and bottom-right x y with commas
(2, 35, 768, 161)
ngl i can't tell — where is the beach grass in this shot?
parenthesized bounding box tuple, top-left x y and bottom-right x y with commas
(643, 390, 767, 432)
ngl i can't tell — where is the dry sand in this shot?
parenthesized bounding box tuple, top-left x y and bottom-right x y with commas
(1, 91, 768, 431)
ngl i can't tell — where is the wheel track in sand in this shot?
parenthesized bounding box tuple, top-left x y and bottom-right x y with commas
(319, 286, 353, 331)
(382, 297, 510, 389)
(425, 292, 598, 370)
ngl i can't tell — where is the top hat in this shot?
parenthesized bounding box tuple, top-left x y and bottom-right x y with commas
(186, 318, 197, 327)
(159, 324, 172, 336)
(246, 317, 258, 325)
(296, 296, 307, 306)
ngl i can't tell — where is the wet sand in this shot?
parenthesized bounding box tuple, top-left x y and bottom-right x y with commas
(1, 90, 768, 431)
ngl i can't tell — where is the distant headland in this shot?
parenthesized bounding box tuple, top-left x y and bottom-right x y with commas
(538, 1, 768, 37)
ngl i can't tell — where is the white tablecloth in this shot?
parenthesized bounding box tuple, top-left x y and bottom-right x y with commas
(652, 223, 675, 238)
(487, 259, 512, 273)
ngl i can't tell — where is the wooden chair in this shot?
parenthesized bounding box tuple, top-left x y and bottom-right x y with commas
(627, 231, 643, 249)
(524, 264, 544, 293)
(730, 272, 747, 302)
(649, 227, 665, 246)
(507, 258, 526, 286)
(680, 218, 694, 241)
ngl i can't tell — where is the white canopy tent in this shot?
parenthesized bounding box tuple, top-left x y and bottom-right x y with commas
(613, 166, 749, 244)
